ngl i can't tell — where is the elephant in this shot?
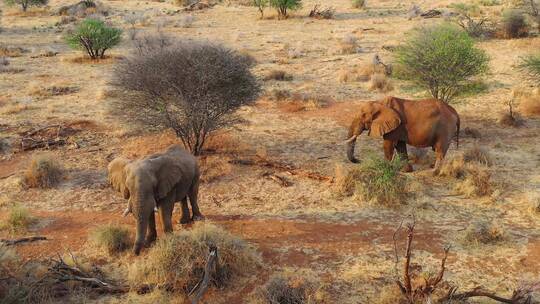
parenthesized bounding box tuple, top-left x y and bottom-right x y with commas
(108, 144, 204, 255)
(344, 96, 460, 172)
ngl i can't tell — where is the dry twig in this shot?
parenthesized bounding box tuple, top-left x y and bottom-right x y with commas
(1, 236, 47, 246)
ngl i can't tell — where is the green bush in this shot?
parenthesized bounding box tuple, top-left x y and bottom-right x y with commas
(4, 0, 48, 12)
(0, 204, 35, 233)
(253, 0, 268, 18)
(90, 224, 132, 255)
(269, 0, 301, 19)
(394, 23, 489, 102)
(519, 53, 540, 85)
(65, 19, 122, 59)
(342, 155, 407, 206)
(352, 0, 365, 9)
(500, 9, 528, 38)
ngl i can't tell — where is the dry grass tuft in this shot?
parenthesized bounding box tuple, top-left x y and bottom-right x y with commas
(499, 9, 529, 39)
(23, 155, 63, 188)
(275, 91, 332, 113)
(0, 204, 36, 233)
(89, 224, 132, 256)
(199, 156, 233, 183)
(266, 89, 291, 102)
(121, 131, 180, 158)
(498, 112, 524, 127)
(264, 69, 293, 81)
(376, 285, 407, 304)
(369, 73, 393, 92)
(0, 45, 27, 57)
(252, 270, 325, 304)
(0, 103, 37, 115)
(519, 92, 540, 117)
(462, 221, 505, 246)
(358, 63, 387, 78)
(204, 132, 249, 155)
(463, 146, 492, 166)
(338, 34, 360, 54)
(30, 86, 79, 98)
(438, 155, 492, 197)
(461, 127, 481, 138)
(455, 165, 492, 197)
(128, 222, 261, 293)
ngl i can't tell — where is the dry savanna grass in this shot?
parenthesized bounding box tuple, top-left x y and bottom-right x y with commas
(251, 269, 326, 304)
(0, 45, 27, 57)
(462, 145, 492, 166)
(369, 73, 393, 92)
(121, 131, 180, 158)
(89, 224, 132, 256)
(438, 154, 492, 198)
(276, 92, 332, 113)
(519, 92, 540, 117)
(0, 204, 36, 233)
(199, 155, 233, 183)
(264, 69, 293, 81)
(30, 85, 79, 98)
(128, 222, 261, 293)
(23, 154, 63, 188)
(462, 220, 506, 246)
(338, 34, 360, 54)
(0, 103, 38, 115)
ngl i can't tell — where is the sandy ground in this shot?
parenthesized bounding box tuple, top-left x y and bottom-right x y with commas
(1, 0, 540, 302)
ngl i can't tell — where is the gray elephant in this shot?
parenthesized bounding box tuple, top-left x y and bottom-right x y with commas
(108, 144, 204, 255)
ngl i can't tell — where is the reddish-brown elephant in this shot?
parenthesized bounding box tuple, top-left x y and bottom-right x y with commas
(345, 96, 460, 172)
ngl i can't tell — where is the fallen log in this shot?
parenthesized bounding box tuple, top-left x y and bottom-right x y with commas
(21, 137, 66, 151)
(1, 236, 47, 246)
(230, 158, 333, 183)
(189, 245, 221, 304)
(262, 171, 292, 187)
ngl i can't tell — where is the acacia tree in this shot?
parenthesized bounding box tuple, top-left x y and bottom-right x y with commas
(394, 23, 489, 102)
(269, 0, 301, 19)
(4, 0, 48, 12)
(65, 19, 122, 59)
(113, 38, 260, 155)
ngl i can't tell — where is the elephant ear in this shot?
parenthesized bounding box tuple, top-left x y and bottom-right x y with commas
(368, 104, 401, 138)
(108, 157, 131, 199)
(152, 154, 186, 199)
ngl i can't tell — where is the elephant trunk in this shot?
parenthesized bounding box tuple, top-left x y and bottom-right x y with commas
(346, 136, 359, 163)
(132, 196, 155, 255)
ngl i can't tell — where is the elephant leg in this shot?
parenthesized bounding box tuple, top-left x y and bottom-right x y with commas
(189, 180, 204, 221)
(159, 201, 174, 233)
(396, 141, 413, 172)
(433, 140, 449, 175)
(145, 211, 157, 245)
(383, 140, 396, 161)
(179, 197, 191, 224)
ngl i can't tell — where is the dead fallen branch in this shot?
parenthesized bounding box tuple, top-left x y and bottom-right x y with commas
(189, 245, 223, 304)
(230, 158, 333, 183)
(308, 4, 335, 19)
(1, 236, 47, 246)
(21, 137, 66, 151)
(44, 254, 128, 294)
(421, 9, 442, 18)
(262, 171, 292, 187)
(18, 124, 78, 151)
(393, 218, 539, 304)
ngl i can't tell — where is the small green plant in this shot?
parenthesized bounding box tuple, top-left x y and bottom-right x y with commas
(394, 23, 489, 102)
(4, 0, 48, 12)
(519, 53, 540, 85)
(352, 0, 365, 9)
(65, 19, 122, 59)
(341, 155, 407, 206)
(253, 0, 268, 18)
(450, 2, 481, 16)
(269, 0, 301, 19)
(478, 0, 500, 6)
(90, 225, 132, 255)
(500, 9, 528, 38)
(1, 205, 35, 233)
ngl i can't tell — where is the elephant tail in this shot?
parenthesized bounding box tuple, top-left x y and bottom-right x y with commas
(455, 116, 460, 149)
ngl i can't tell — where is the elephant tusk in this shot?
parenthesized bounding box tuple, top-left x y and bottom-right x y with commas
(343, 135, 358, 144)
(122, 208, 131, 217)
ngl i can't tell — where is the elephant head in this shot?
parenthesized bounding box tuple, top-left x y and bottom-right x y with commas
(108, 146, 191, 255)
(345, 102, 401, 163)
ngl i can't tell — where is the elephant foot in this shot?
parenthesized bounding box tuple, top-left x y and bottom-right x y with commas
(180, 217, 191, 225)
(192, 214, 205, 221)
(145, 235, 157, 246)
(133, 242, 144, 255)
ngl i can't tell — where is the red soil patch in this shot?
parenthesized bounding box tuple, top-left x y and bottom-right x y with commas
(0, 153, 28, 179)
(2, 210, 446, 267)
